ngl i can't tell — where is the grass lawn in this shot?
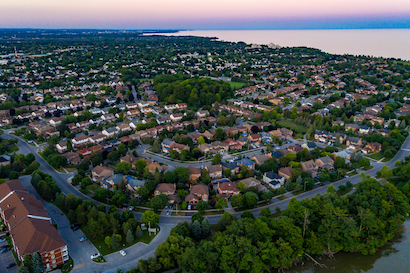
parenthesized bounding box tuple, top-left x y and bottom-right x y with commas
(348, 171, 358, 177)
(277, 120, 308, 134)
(89, 228, 158, 256)
(171, 211, 186, 216)
(277, 195, 288, 201)
(228, 81, 246, 90)
(362, 166, 374, 171)
(367, 152, 384, 161)
(201, 210, 225, 215)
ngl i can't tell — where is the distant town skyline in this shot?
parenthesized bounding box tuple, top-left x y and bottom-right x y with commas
(1, 0, 410, 30)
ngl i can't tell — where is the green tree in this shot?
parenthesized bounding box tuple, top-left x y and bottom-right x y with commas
(230, 194, 244, 208)
(153, 140, 161, 153)
(135, 225, 143, 238)
(141, 210, 160, 226)
(105, 236, 112, 248)
(198, 136, 205, 145)
(196, 200, 208, 212)
(201, 218, 210, 238)
(31, 252, 44, 273)
(126, 229, 134, 244)
(174, 166, 190, 183)
(190, 220, 202, 240)
(116, 161, 131, 174)
(211, 153, 222, 165)
(241, 210, 255, 218)
(150, 194, 169, 211)
(260, 207, 271, 217)
(244, 191, 259, 208)
(199, 169, 211, 185)
(135, 159, 148, 173)
(111, 233, 121, 249)
(67, 139, 73, 152)
(215, 196, 228, 209)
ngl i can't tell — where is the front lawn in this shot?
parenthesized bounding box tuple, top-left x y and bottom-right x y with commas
(366, 152, 384, 161)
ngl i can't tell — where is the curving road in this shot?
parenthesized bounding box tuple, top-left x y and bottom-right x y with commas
(4, 130, 410, 272)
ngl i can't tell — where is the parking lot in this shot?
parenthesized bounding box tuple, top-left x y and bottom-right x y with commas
(0, 240, 18, 273)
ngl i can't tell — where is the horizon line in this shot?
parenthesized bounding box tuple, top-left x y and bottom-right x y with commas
(1, 27, 410, 31)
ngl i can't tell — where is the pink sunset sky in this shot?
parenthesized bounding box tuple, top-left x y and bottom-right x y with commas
(1, 0, 410, 29)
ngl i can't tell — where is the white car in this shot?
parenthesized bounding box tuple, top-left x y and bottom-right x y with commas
(120, 250, 127, 256)
(79, 236, 87, 242)
(91, 253, 101, 260)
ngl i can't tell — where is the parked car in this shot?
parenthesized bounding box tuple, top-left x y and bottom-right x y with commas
(90, 253, 101, 260)
(128, 206, 134, 211)
(71, 223, 80, 230)
(1, 246, 10, 253)
(6, 263, 16, 269)
(120, 250, 126, 256)
(0, 237, 6, 243)
(79, 236, 88, 242)
(0, 245, 9, 250)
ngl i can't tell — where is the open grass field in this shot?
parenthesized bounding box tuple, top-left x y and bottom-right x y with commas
(277, 119, 308, 134)
(228, 81, 246, 90)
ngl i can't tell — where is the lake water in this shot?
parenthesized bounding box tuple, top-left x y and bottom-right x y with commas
(288, 220, 410, 273)
(150, 29, 410, 61)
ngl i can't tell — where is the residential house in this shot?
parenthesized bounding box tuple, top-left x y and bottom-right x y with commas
(89, 133, 106, 144)
(252, 154, 270, 165)
(362, 142, 382, 154)
(147, 162, 167, 174)
(248, 133, 262, 144)
(263, 171, 285, 189)
(235, 158, 256, 170)
(187, 166, 202, 183)
(102, 174, 124, 190)
(346, 137, 363, 149)
(301, 141, 317, 151)
(91, 165, 114, 183)
(333, 150, 351, 164)
(198, 143, 212, 153)
(278, 167, 293, 180)
(205, 165, 223, 179)
(236, 177, 268, 192)
(63, 152, 81, 165)
(170, 113, 184, 122)
(301, 160, 318, 177)
(72, 135, 90, 148)
(102, 127, 120, 137)
(154, 183, 176, 196)
(56, 141, 67, 153)
(221, 162, 240, 174)
(185, 184, 209, 204)
(217, 182, 240, 196)
(120, 154, 138, 167)
(315, 156, 335, 171)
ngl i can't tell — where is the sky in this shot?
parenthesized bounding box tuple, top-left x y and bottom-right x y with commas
(1, 0, 410, 30)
